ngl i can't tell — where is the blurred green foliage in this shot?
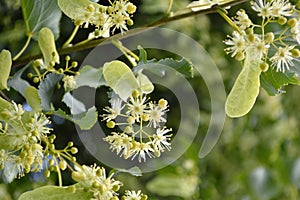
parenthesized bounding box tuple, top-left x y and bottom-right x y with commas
(1, 0, 300, 199)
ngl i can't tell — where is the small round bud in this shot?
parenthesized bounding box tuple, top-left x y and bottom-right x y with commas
(292, 49, 300, 58)
(32, 130, 39, 137)
(265, 32, 274, 43)
(235, 52, 245, 61)
(49, 61, 55, 67)
(75, 72, 80, 76)
(58, 68, 64, 74)
(158, 99, 168, 108)
(34, 59, 44, 66)
(59, 159, 67, 170)
(74, 20, 82, 26)
(106, 121, 115, 128)
(71, 61, 78, 68)
(126, 19, 134, 26)
(44, 170, 51, 178)
(154, 150, 161, 157)
(127, 3, 136, 14)
(68, 141, 74, 147)
(99, 5, 106, 13)
(49, 134, 56, 140)
(288, 18, 297, 27)
(27, 73, 33, 78)
(141, 114, 149, 121)
(49, 158, 55, 166)
(245, 28, 253, 35)
(141, 194, 148, 200)
(71, 171, 84, 182)
(87, 4, 95, 12)
(96, 168, 103, 176)
(33, 77, 40, 83)
(260, 62, 269, 72)
(71, 156, 76, 162)
(247, 33, 256, 43)
(94, 29, 100, 36)
(70, 147, 78, 154)
(132, 90, 139, 98)
(0, 111, 11, 120)
(278, 16, 287, 25)
(107, 6, 114, 13)
(65, 56, 71, 61)
(112, 184, 120, 192)
(127, 116, 135, 124)
(57, 83, 61, 89)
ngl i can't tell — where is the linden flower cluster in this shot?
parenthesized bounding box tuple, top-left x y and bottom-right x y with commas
(72, 164, 147, 200)
(101, 91, 172, 163)
(224, 0, 300, 73)
(0, 102, 52, 182)
(75, 0, 136, 38)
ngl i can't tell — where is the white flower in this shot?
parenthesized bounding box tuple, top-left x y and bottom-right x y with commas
(102, 97, 124, 122)
(131, 142, 154, 162)
(123, 190, 147, 200)
(152, 127, 172, 153)
(103, 132, 133, 158)
(270, 46, 296, 72)
(251, 0, 273, 18)
(146, 102, 168, 128)
(224, 31, 248, 57)
(271, 0, 294, 17)
(7, 101, 24, 120)
(249, 35, 270, 59)
(27, 113, 52, 139)
(126, 96, 148, 122)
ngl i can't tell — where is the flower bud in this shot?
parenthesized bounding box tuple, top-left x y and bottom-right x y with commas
(158, 99, 168, 108)
(106, 121, 115, 128)
(288, 18, 297, 27)
(59, 159, 67, 170)
(71, 147, 78, 154)
(260, 62, 269, 72)
(265, 32, 274, 43)
(127, 3, 136, 14)
(292, 49, 300, 58)
(278, 16, 287, 25)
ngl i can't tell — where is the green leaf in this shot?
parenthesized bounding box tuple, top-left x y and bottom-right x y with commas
(75, 65, 105, 89)
(21, 0, 61, 40)
(63, 92, 86, 115)
(0, 49, 12, 90)
(225, 51, 262, 118)
(38, 73, 63, 111)
(103, 60, 139, 101)
(73, 106, 98, 130)
(57, 0, 100, 21)
(261, 69, 300, 96)
(51, 107, 98, 130)
(25, 86, 42, 112)
(7, 64, 31, 97)
(157, 58, 194, 78)
(136, 47, 194, 78)
(18, 184, 93, 200)
(38, 27, 60, 66)
(136, 72, 154, 94)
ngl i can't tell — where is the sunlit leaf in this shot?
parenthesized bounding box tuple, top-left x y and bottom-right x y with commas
(261, 69, 300, 96)
(225, 50, 262, 118)
(187, 0, 237, 11)
(74, 65, 105, 89)
(103, 60, 139, 101)
(38, 27, 60, 66)
(38, 73, 63, 111)
(57, 0, 100, 21)
(25, 86, 42, 112)
(21, 0, 61, 40)
(7, 64, 30, 97)
(63, 92, 86, 115)
(137, 72, 154, 94)
(18, 184, 93, 200)
(0, 49, 11, 90)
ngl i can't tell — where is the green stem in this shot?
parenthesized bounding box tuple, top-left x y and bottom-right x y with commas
(12, 0, 247, 67)
(63, 25, 80, 47)
(217, 7, 240, 33)
(55, 158, 63, 187)
(13, 35, 32, 61)
(165, 0, 173, 16)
